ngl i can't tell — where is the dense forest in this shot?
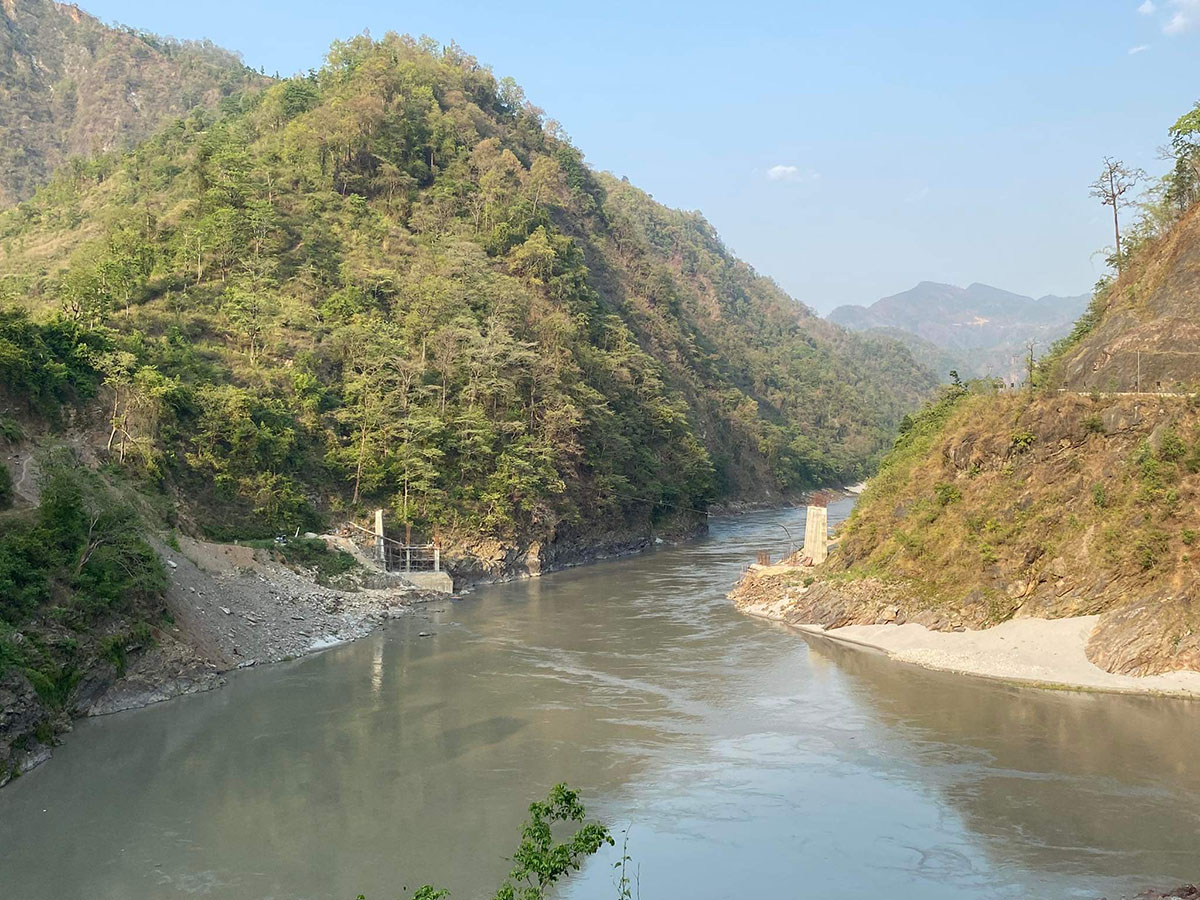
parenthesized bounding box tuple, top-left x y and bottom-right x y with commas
(0, 33, 935, 548)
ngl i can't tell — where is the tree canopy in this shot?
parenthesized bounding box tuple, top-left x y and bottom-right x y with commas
(0, 33, 935, 541)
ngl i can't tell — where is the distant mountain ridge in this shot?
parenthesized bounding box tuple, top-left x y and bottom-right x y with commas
(828, 281, 1090, 381)
(0, 0, 263, 204)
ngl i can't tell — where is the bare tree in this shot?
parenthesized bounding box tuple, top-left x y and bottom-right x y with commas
(1089, 157, 1145, 275)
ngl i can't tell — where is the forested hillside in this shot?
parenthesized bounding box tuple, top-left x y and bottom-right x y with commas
(0, 33, 934, 552)
(748, 103, 1200, 677)
(0, 0, 262, 204)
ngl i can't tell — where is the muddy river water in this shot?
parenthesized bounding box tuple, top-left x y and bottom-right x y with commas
(2, 500, 1199, 899)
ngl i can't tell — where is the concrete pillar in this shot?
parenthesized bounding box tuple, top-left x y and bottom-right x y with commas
(804, 506, 828, 565)
(374, 509, 385, 565)
(433, 548, 440, 573)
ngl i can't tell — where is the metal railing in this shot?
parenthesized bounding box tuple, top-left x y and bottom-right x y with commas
(382, 543, 440, 573)
(342, 522, 442, 573)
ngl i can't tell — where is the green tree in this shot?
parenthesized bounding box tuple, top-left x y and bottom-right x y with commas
(330, 324, 410, 504)
(1167, 101, 1200, 209)
(509, 227, 556, 282)
(222, 282, 279, 364)
(492, 784, 613, 900)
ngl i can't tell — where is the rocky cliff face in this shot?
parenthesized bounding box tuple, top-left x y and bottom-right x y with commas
(1054, 206, 1200, 393)
(0, 670, 55, 783)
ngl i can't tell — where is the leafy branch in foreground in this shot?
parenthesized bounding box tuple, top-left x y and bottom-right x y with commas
(493, 783, 613, 900)
(361, 783, 613, 900)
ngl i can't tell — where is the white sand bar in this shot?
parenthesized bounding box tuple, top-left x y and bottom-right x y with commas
(790, 616, 1200, 698)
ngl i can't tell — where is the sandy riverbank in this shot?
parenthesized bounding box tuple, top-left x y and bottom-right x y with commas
(752, 611, 1200, 698)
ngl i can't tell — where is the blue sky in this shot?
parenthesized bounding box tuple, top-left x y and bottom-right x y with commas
(84, 0, 1200, 312)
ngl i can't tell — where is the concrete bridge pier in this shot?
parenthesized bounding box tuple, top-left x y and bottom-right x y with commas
(804, 506, 828, 565)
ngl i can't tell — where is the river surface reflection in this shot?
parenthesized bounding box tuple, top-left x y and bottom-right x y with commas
(1, 501, 1197, 899)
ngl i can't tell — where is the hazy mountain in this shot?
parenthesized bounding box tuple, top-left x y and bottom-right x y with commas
(828, 281, 1090, 382)
(0, 0, 262, 205)
(851, 326, 973, 385)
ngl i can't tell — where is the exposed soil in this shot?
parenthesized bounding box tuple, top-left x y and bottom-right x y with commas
(1058, 203, 1200, 394)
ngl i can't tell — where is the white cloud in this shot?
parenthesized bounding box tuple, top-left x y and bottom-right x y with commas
(1164, 0, 1200, 33)
(766, 164, 818, 183)
(1138, 0, 1156, 14)
(1128, 43, 1150, 52)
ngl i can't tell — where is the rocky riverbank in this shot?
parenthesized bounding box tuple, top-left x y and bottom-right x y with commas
(2, 535, 429, 787)
(3, 510, 718, 786)
(759, 388, 1200, 680)
(443, 508, 709, 585)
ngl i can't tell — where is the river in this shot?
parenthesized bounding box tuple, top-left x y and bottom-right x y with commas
(2, 501, 1198, 899)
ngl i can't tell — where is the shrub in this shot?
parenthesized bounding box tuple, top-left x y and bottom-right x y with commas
(1010, 430, 1036, 453)
(1183, 529, 1197, 547)
(0, 308, 106, 414)
(365, 784, 610, 900)
(0, 454, 166, 635)
(1083, 414, 1104, 435)
(1158, 427, 1187, 462)
(245, 536, 359, 581)
(1135, 530, 1170, 571)
(1092, 483, 1108, 508)
(489, 783, 612, 900)
(0, 463, 11, 510)
(934, 482, 962, 506)
(281, 538, 358, 579)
